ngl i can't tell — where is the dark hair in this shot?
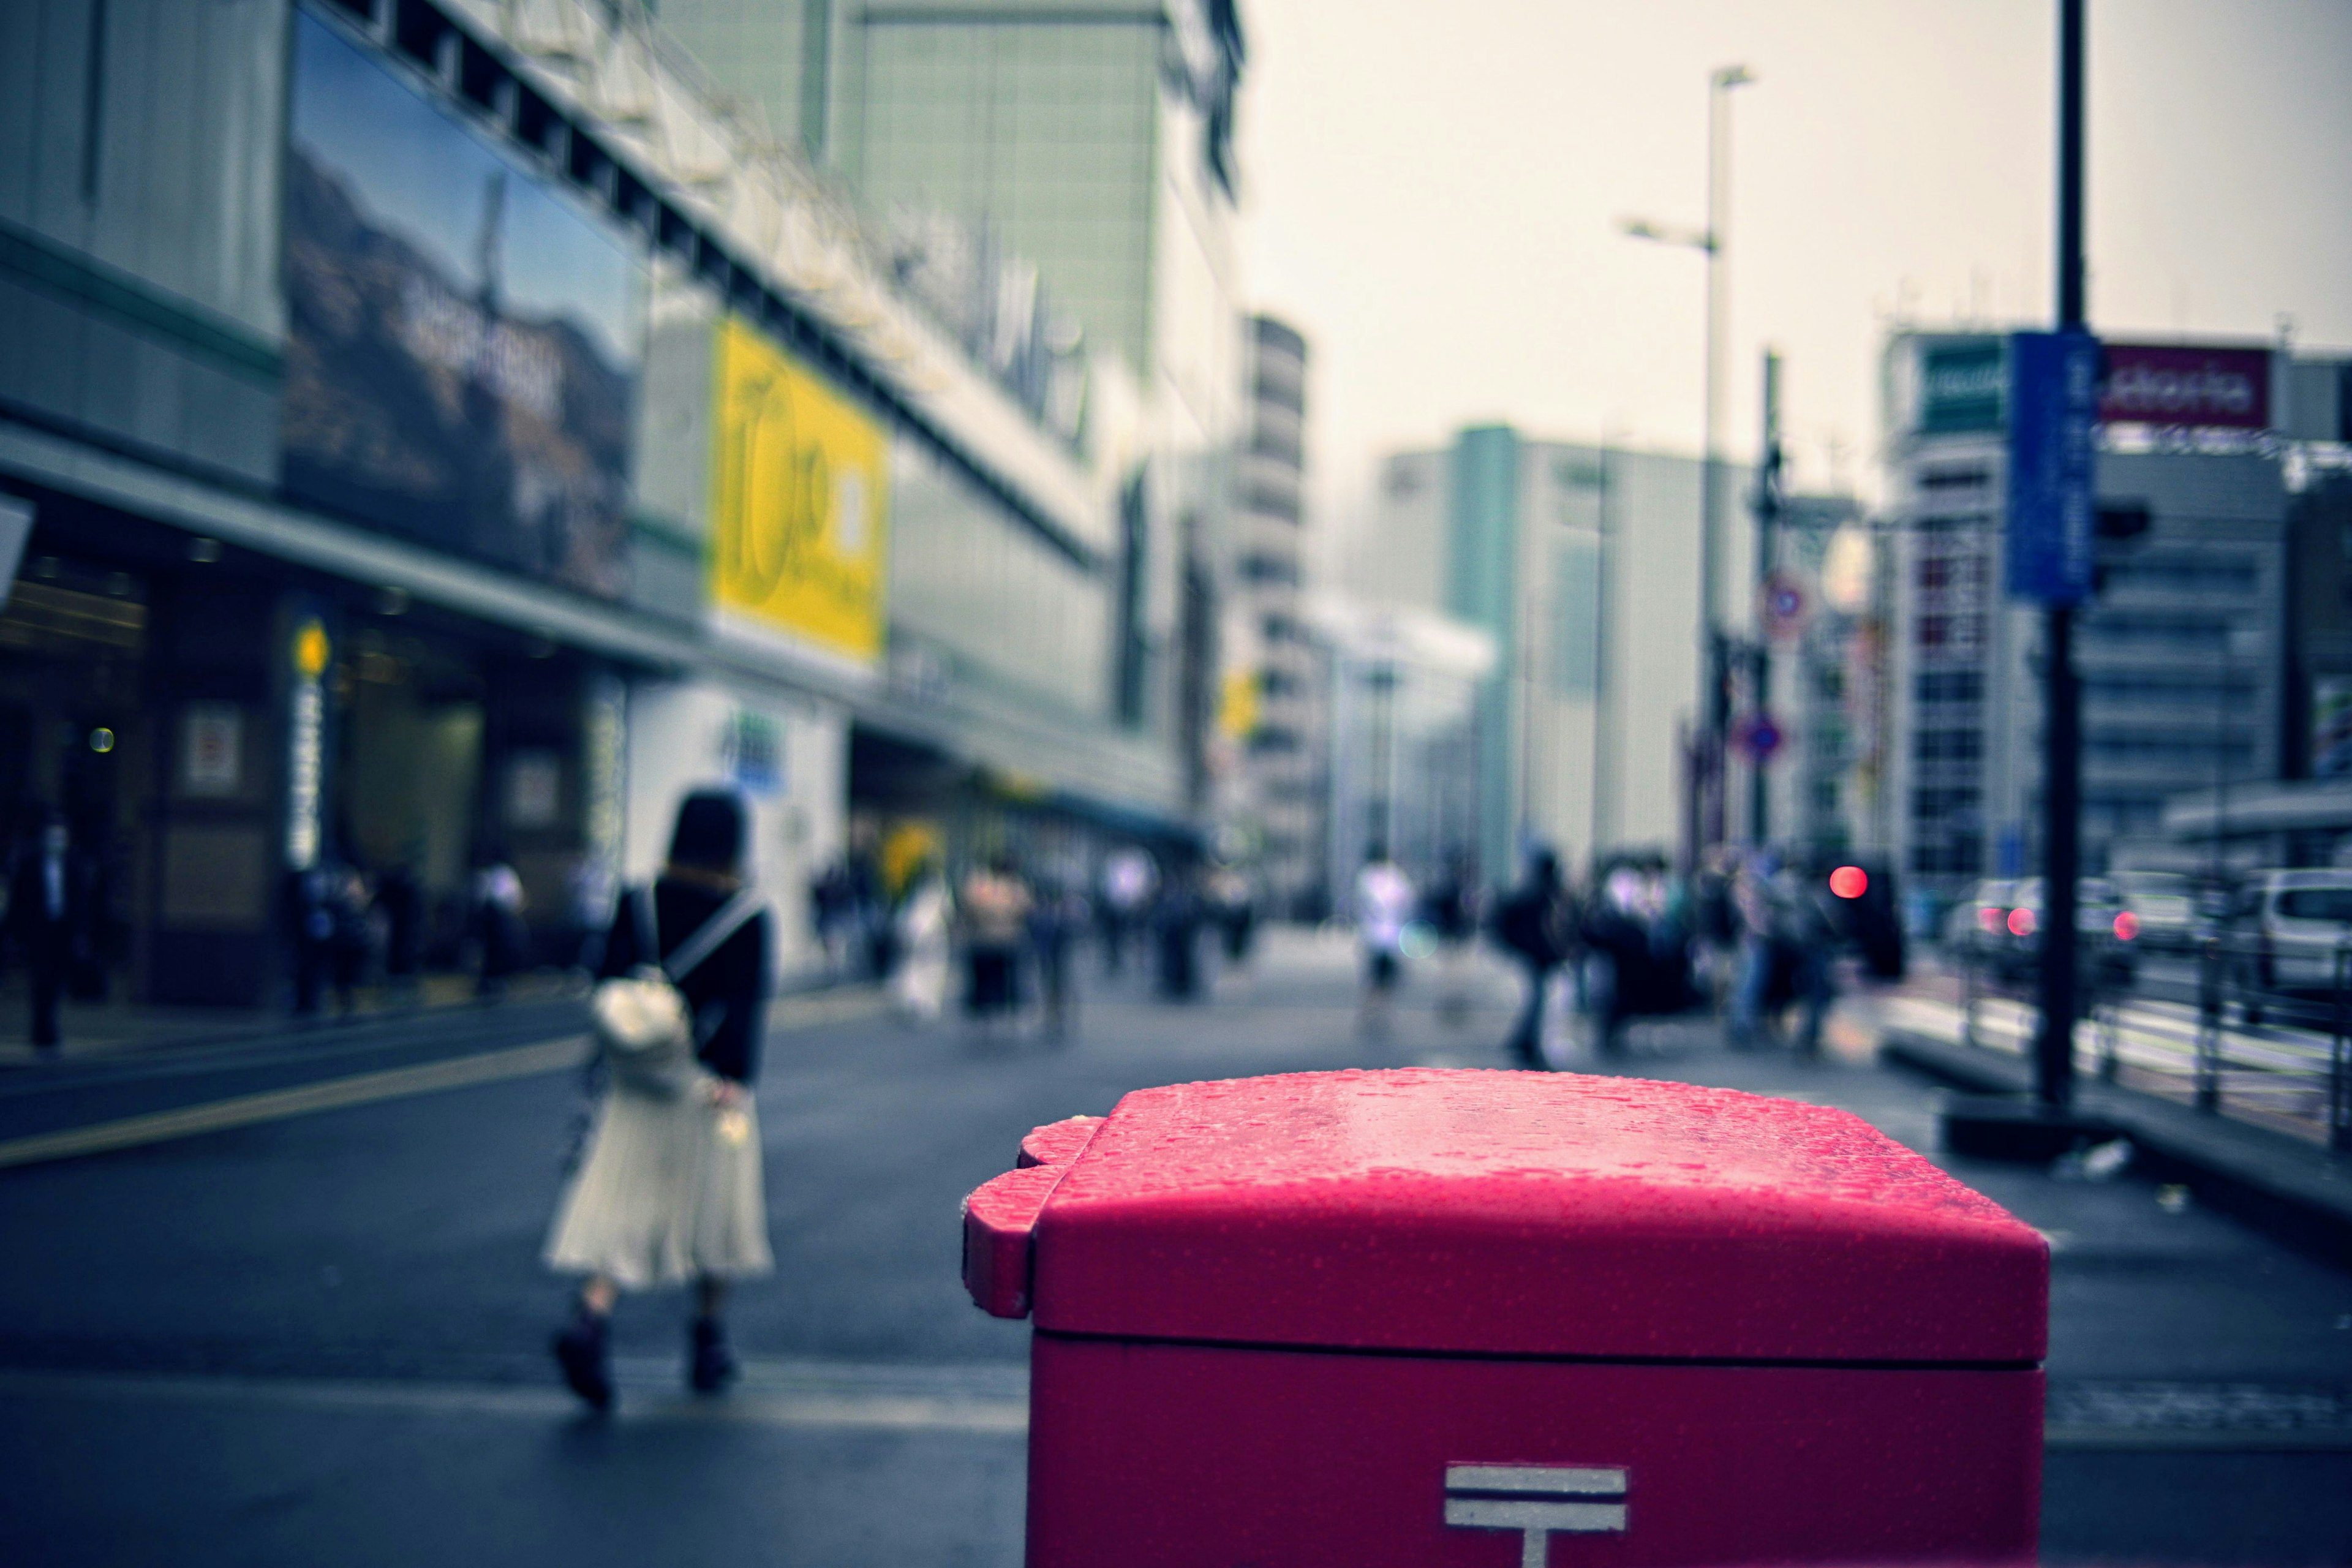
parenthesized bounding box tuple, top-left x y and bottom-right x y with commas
(668, 791, 747, 875)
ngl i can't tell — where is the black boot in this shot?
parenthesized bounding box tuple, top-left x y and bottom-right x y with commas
(688, 1316, 738, 1394)
(552, 1308, 613, 1412)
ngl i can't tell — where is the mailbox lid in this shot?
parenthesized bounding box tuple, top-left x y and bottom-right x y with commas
(1031, 1068, 2046, 1362)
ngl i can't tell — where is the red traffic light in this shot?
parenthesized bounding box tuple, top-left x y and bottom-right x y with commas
(2114, 910, 2139, 941)
(2007, 907, 2037, 938)
(1829, 865, 1868, 899)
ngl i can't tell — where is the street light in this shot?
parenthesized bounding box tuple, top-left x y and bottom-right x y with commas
(1623, 61, 1755, 864)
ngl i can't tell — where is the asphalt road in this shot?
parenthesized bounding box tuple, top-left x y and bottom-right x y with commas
(0, 931, 2346, 1566)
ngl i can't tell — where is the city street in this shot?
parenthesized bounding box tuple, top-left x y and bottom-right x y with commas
(1, 932, 2348, 1566)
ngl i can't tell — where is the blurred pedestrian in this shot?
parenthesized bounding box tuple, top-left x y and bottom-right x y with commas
(960, 853, 1033, 1033)
(472, 853, 527, 1001)
(1154, 861, 1207, 1000)
(8, 808, 76, 1052)
(1208, 865, 1256, 965)
(809, 859, 856, 979)
(1492, 847, 1572, 1067)
(547, 791, 773, 1411)
(1098, 846, 1156, 976)
(326, 864, 375, 1020)
(286, 861, 336, 1019)
(1422, 851, 1478, 1028)
(1028, 873, 1086, 1040)
(1354, 844, 1416, 1038)
(377, 862, 424, 1007)
(890, 856, 954, 1023)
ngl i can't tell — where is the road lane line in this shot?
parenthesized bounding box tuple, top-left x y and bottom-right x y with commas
(0, 1035, 590, 1170)
(0, 1366, 1030, 1435)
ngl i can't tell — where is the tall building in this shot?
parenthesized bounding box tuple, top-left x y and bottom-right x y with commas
(1883, 331, 2305, 902)
(0, 0, 1200, 1007)
(1227, 315, 1325, 913)
(1357, 429, 1749, 881)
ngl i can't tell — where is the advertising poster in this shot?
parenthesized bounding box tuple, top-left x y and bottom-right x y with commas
(280, 12, 642, 601)
(709, 317, 890, 666)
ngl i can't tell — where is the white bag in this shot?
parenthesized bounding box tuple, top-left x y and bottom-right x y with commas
(590, 887, 761, 1098)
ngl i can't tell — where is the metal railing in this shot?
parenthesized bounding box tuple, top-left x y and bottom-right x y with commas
(1950, 924, 2352, 1152)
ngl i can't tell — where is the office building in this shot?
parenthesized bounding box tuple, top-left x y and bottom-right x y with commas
(1357, 428, 1749, 881)
(1223, 315, 1324, 912)
(1882, 331, 2329, 903)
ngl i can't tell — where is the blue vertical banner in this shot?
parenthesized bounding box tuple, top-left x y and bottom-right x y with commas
(2004, 331, 2101, 605)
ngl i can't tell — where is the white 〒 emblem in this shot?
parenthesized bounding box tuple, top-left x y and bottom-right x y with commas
(1444, 1465, 1628, 1566)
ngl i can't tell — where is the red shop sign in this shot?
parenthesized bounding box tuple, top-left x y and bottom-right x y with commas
(2099, 342, 2271, 430)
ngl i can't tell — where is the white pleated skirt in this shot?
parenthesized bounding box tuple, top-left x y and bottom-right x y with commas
(543, 1078, 774, 1290)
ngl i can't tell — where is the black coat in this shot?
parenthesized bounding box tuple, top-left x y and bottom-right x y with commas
(600, 877, 772, 1086)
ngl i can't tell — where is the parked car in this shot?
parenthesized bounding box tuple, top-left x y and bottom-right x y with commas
(2114, 870, 2198, 953)
(2228, 869, 2352, 1025)
(1943, 876, 2133, 984)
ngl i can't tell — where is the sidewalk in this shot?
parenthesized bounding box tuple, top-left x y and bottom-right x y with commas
(1852, 982, 2352, 1260)
(0, 970, 578, 1068)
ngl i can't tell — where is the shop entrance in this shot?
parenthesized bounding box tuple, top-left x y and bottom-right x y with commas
(0, 558, 149, 1005)
(334, 622, 488, 970)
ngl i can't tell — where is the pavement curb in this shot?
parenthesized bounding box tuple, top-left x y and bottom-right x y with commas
(1880, 1030, 2352, 1262)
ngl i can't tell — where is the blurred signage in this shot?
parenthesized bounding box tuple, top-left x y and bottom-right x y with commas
(181, 703, 243, 796)
(2004, 331, 2101, 606)
(1919, 340, 2005, 434)
(709, 317, 891, 666)
(2314, 679, 2352, 779)
(279, 13, 641, 601)
(285, 615, 330, 872)
(2098, 342, 2271, 430)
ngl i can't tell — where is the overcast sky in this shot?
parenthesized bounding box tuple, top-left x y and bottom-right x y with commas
(1234, 0, 2352, 530)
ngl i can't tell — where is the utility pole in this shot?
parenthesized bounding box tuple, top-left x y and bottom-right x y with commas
(2035, 0, 2087, 1110)
(1751, 350, 1784, 846)
(1699, 66, 1751, 858)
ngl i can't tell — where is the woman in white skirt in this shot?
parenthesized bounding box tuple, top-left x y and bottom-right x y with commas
(547, 791, 772, 1409)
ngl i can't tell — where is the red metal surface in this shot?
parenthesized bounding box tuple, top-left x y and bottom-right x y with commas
(1028, 1069, 2046, 1361)
(1028, 1334, 2041, 1567)
(961, 1164, 1061, 1318)
(1017, 1115, 1104, 1169)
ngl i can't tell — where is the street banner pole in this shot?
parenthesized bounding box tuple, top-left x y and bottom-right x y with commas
(2036, 0, 2089, 1109)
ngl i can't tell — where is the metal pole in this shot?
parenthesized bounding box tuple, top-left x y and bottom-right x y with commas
(2034, 0, 2086, 1110)
(2196, 932, 2221, 1112)
(2332, 936, 2349, 1150)
(1751, 350, 1782, 845)
(1700, 71, 1742, 856)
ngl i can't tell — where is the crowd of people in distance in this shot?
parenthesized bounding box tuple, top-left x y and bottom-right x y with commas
(1343, 840, 1897, 1063)
(808, 836, 1262, 1041)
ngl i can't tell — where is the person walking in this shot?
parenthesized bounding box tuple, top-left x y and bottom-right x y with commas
(959, 853, 1033, 1033)
(545, 791, 773, 1411)
(472, 853, 528, 1001)
(1027, 873, 1085, 1040)
(326, 864, 375, 1020)
(889, 855, 954, 1023)
(8, 809, 75, 1053)
(1354, 844, 1416, 1038)
(1493, 847, 1573, 1068)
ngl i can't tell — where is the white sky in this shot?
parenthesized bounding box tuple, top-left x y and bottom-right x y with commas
(1234, 0, 2352, 530)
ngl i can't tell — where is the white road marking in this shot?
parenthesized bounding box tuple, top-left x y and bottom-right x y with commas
(0, 1036, 591, 1169)
(0, 1360, 1029, 1435)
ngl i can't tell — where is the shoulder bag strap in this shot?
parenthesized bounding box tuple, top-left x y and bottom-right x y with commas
(632, 884, 658, 967)
(662, 887, 764, 984)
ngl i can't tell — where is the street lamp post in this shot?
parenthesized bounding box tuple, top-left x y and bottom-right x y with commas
(1624, 62, 1755, 866)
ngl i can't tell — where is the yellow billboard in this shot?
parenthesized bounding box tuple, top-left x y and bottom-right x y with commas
(709, 316, 889, 663)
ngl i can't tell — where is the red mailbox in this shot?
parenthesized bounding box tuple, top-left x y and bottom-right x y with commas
(963, 1069, 2046, 1566)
